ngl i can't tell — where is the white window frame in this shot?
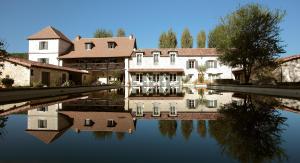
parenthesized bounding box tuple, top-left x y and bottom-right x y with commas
(153, 52, 159, 65)
(39, 41, 48, 50)
(188, 60, 195, 69)
(170, 106, 177, 116)
(38, 58, 49, 64)
(153, 106, 160, 116)
(170, 53, 176, 64)
(136, 105, 143, 117)
(38, 119, 47, 128)
(136, 53, 143, 65)
(188, 99, 196, 109)
(136, 73, 143, 82)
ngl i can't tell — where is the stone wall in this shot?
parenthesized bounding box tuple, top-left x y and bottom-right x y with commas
(275, 58, 300, 82)
(30, 67, 69, 87)
(0, 61, 31, 86)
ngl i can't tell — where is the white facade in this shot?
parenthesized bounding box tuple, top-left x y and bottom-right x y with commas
(28, 39, 72, 66)
(127, 51, 234, 86)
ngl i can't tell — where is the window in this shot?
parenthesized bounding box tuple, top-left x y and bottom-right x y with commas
(108, 42, 116, 48)
(170, 54, 176, 64)
(153, 74, 159, 82)
(153, 53, 159, 64)
(187, 99, 196, 109)
(170, 106, 176, 116)
(38, 120, 47, 128)
(85, 43, 94, 50)
(107, 119, 116, 127)
(207, 100, 217, 108)
(170, 74, 176, 81)
(153, 106, 160, 116)
(208, 74, 220, 80)
(30, 69, 34, 76)
(84, 119, 94, 126)
(37, 106, 48, 112)
(136, 74, 143, 82)
(188, 60, 195, 69)
(170, 87, 177, 94)
(136, 106, 143, 116)
(37, 58, 49, 64)
(137, 54, 142, 65)
(206, 60, 217, 68)
(39, 41, 48, 50)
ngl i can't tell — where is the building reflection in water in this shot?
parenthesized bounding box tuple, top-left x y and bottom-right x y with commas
(21, 87, 288, 163)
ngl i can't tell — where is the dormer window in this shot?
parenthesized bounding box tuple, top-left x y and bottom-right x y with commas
(108, 42, 117, 48)
(170, 53, 176, 64)
(153, 53, 159, 65)
(85, 42, 94, 50)
(39, 41, 48, 50)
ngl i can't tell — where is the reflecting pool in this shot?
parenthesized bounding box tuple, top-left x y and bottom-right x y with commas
(0, 87, 299, 163)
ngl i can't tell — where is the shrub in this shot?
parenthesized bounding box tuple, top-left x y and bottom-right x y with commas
(1, 77, 14, 87)
(61, 80, 75, 87)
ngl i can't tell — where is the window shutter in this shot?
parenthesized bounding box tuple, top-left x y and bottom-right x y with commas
(214, 100, 217, 107)
(195, 60, 198, 69)
(214, 61, 217, 68)
(186, 99, 190, 108)
(205, 61, 209, 68)
(186, 60, 189, 69)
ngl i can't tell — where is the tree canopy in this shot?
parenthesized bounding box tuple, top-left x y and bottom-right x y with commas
(0, 40, 7, 55)
(94, 29, 113, 38)
(197, 30, 206, 48)
(181, 28, 193, 48)
(212, 3, 285, 83)
(159, 28, 177, 48)
(117, 28, 126, 37)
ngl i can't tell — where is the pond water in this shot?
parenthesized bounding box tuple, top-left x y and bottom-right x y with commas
(0, 87, 300, 163)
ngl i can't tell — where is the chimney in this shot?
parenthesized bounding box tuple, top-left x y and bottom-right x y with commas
(75, 35, 81, 40)
(129, 34, 134, 40)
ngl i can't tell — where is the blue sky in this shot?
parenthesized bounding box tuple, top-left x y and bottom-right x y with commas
(0, 0, 299, 57)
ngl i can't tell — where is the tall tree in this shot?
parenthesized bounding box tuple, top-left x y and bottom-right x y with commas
(159, 120, 177, 139)
(94, 29, 113, 38)
(0, 40, 7, 76)
(181, 28, 193, 48)
(213, 4, 285, 83)
(117, 28, 126, 37)
(197, 30, 206, 48)
(158, 28, 177, 48)
(208, 25, 226, 48)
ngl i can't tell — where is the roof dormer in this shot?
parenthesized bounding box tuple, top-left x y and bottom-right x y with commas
(85, 42, 94, 50)
(108, 41, 117, 49)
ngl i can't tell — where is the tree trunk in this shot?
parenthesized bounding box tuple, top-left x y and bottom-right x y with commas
(244, 72, 251, 84)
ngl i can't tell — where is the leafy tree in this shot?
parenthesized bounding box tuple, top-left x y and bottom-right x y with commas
(181, 120, 193, 140)
(117, 28, 126, 37)
(213, 4, 285, 83)
(94, 29, 113, 38)
(208, 25, 225, 48)
(208, 95, 287, 163)
(159, 28, 177, 48)
(197, 30, 206, 48)
(0, 40, 7, 76)
(158, 120, 177, 139)
(197, 65, 207, 83)
(181, 28, 193, 48)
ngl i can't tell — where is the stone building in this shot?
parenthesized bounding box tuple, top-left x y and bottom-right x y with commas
(0, 56, 89, 87)
(275, 54, 300, 82)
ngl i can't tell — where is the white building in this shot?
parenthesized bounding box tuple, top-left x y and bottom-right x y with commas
(127, 48, 234, 86)
(25, 26, 234, 86)
(28, 26, 73, 66)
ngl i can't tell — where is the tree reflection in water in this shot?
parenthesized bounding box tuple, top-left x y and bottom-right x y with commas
(0, 116, 8, 140)
(197, 120, 207, 138)
(158, 120, 177, 139)
(209, 95, 287, 163)
(181, 120, 193, 140)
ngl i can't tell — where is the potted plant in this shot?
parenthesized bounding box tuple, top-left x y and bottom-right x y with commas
(1, 77, 14, 88)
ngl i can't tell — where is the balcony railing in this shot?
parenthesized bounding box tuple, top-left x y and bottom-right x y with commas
(64, 62, 125, 70)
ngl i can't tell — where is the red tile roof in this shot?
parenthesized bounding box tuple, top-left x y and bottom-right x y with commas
(135, 48, 220, 57)
(279, 54, 300, 63)
(27, 26, 72, 43)
(5, 56, 88, 74)
(59, 37, 136, 59)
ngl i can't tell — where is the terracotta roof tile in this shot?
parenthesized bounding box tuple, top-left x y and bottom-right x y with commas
(135, 48, 220, 57)
(59, 37, 136, 59)
(27, 26, 72, 43)
(5, 56, 88, 74)
(279, 54, 300, 63)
